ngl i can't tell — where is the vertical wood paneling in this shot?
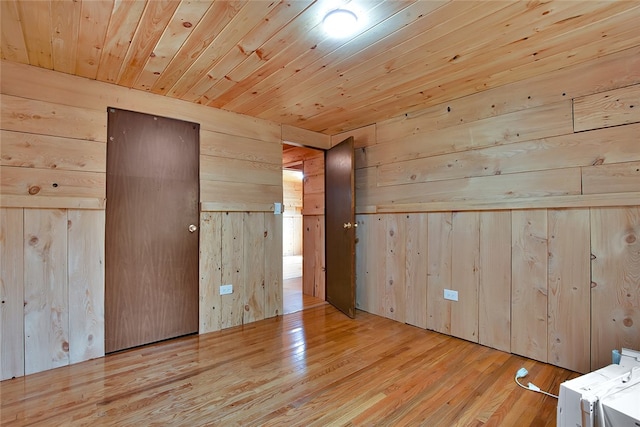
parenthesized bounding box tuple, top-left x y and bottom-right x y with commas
(405, 213, 428, 329)
(479, 211, 511, 352)
(511, 209, 548, 362)
(450, 212, 480, 343)
(384, 214, 405, 322)
(67, 210, 104, 364)
(355, 215, 368, 312)
(355, 215, 385, 317)
(243, 212, 265, 324)
(372, 215, 388, 317)
(264, 213, 283, 318)
(427, 212, 453, 334)
(221, 212, 244, 329)
(24, 209, 69, 375)
(591, 207, 640, 370)
(199, 212, 222, 333)
(548, 209, 590, 373)
(0, 208, 24, 380)
(302, 215, 325, 300)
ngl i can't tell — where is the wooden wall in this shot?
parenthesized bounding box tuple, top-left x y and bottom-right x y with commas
(302, 151, 325, 300)
(0, 61, 283, 379)
(352, 46, 640, 373)
(282, 169, 303, 258)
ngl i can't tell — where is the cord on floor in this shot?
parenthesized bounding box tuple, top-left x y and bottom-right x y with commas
(514, 367, 559, 399)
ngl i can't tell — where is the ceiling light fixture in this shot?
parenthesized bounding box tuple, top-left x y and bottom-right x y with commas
(323, 9, 358, 38)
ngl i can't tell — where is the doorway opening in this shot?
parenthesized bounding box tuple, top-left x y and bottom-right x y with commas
(282, 144, 326, 314)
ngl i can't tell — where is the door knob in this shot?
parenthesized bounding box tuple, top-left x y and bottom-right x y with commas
(188, 224, 197, 233)
(343, 222, 351, 229)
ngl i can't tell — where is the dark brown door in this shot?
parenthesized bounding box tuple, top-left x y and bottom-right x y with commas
(105, 108, 200, 353)
(325, 137, 356, 318)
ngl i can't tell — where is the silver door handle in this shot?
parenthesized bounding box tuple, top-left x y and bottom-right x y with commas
(188, 224, 197, 233)
(343, 222, 357, 229)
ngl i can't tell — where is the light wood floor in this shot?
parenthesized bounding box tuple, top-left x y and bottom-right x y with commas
(283, 276, 326, 314)
(1, 305, 577, 426)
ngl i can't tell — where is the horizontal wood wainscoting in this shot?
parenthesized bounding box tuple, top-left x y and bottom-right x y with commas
(0, 61, 284, 380)
(350, 47, 640, 373)
(1, 304, 576, 426)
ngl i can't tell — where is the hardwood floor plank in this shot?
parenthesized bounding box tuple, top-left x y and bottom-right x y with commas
(1, 305, 577, 426)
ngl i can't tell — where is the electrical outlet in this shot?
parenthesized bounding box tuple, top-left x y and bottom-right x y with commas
(443, 289, 458, 301)
(220, 284, 233, 295)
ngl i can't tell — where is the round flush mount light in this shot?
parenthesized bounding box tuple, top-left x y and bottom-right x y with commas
(323, 9, 358, 38)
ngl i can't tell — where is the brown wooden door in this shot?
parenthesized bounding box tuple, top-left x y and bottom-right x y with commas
(105, 108, 200, 353)
(325, 137, 356, 318)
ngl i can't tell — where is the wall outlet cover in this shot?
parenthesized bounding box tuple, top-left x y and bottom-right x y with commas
(444, 289, 458, 301)
(220, 284, 233, 295)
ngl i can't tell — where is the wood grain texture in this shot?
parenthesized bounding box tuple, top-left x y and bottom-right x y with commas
(427, 212, 453, 334)
(67, 210, 105, 364)
(582, 160, 640, 195)
(302, 215, 325, 300)
(330, 124, 377, 149)
(590, 207, 640, 370)
(242, 212, 265, 324)
(0, 208, 24, 380)
(479, 210, 511, 353)
(1, 166, 105, 199)
(405, 213, 428, 329)
(511, 209, 548, 363)
(200, 155, 282, 186)
(355, 215, 370, 312)
(200, 180, 281, 206)
(116, 0, 181, 87)
(49, 0, 81, 74)
(15, 0, 52, 68)
(23, 209, 69, 375)
(264, 212, 283, 318)
(3, 3, 640, 134)
(368, 192, 640, 214)
(547, 209, 590, 373)
(375, 123, 640, 186)
(199, 212, 222, 334)
(75, 0, 112, 79)
(377, 46, 640, 141)
(0, 195, 105, 210)
(95, 0, 146, 83)
(574, 83, 640, 132)
(200, 130, 281, 164)
(383, 214, 406, 322)
(1, 61, 281, 143)
(355, 215, 393, 317)
(281, 124, 330, 149)
(0, 305, 576, 426)
(1, 94, 106, 142)
(0, 0, 29, 64)
(450, 211, 480, 343)
(358, 167, 582, 208)
(221, 212, 244, 329)
(366, 101, 573, 167)
(302, 153, 324, 216)
(0, 130, 106, 172)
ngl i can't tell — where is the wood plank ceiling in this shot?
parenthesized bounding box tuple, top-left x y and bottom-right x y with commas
(2, 0, 639, 135)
